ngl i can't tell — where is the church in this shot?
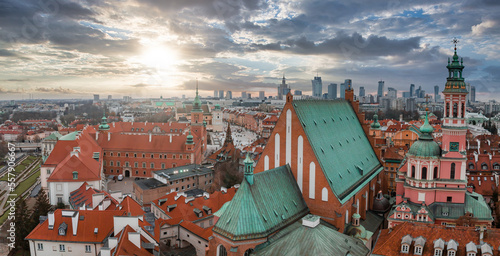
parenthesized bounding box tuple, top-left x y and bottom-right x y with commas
(388, 45, 493, 228)
(207, 84, 386, 255)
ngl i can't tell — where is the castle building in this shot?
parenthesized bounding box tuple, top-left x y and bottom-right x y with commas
(389, 45, 493, 228)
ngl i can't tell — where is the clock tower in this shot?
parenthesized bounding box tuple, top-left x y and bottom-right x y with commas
(440, 38, 468, 199)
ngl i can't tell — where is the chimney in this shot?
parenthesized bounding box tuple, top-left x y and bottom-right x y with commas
(95, 131, 99, 140)
(108, 237, 118, 250)
(100, 248, 111, 256)
(149, 132, 152, 142)
(169, 134, 172, 143)
(480, 226, 485, 244)
(128, 232, 141, 249)
(112, 122, 115, 127)
(48, 211, 55, 230)
(72, 212, 79, 236)
(108, 132, 111, 141)
(477, 139, 481, 151)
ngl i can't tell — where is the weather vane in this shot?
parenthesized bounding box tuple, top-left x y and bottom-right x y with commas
(452, 37, 459, 50)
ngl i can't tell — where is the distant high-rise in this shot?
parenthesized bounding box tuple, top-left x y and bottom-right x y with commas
(93, 94, 100, 101)
(377, 81, 384, 101)
(311, 76, 322, 97)
(248, 93, 252, 99)
(343, 79, 352, 99)
(278, 75, 289, 100)
(294, 90, 302, 96)
(470, 85, 476, 103)
(328, 83, 337, 99)
(359, 86, 365, 97)
(402, 92, 411, 98)
(410, 84, 415, 97)
(219, 90, 224, 99)
(241, 92, 247, 99)
(340, 82, 346, 99)
(434, 85, 440, 102)
(214, 90, 217, 98)
(387, 87, 397, 98)
(226, 91, 232, 99)
(259, 91, 265, 100)
(108, 95, 112, 100)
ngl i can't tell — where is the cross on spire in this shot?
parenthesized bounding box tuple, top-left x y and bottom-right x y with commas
(424, 94, 431, 112)
(452, 37, 459, 51)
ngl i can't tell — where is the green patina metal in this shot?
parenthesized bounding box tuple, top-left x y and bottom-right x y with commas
(252, 216, 369, 256)
(408, 113, 441, 158)
(371, 114, 381, 129)
(59, 131, 80, 141)
(292, 100, 383, 204)
(443, 43, 468, 94)
(213, 165, 308, 241)
(192, 81, 203, 113)
(98, 114, 110, 131)
(43, 131, 62, 141)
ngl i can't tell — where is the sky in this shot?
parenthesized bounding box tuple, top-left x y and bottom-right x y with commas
(1, 0, 500, 101)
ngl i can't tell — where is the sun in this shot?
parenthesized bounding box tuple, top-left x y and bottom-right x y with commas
(137, 44, 179, 71)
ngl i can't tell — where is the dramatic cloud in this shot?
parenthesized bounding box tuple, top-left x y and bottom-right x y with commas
(1, 0, 500, 100)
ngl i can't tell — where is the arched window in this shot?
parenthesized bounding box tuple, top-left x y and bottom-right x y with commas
(446, 103, 450, 117)
(244, 249, 254, 256)
(461, 103, 465, 118)
(468, 163, 474, 170)
(422, 167, 427, 180)
(481, 163, 488, 170)
(345, 210, 349, 224)
(434, 167, 438, 179)
(309, 162, 316, 199)
(450, 163, 456, 179)
(453, 103, 458, 118)
(217, 245, 227, 256)
(411, 166, 416, 178)
(321, 187, 328, 202)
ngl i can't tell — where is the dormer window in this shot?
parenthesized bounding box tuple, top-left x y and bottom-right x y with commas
(401, 244, 409, 253)
(415, 246, 423, 255)
(435, 249, 442, 256)
(72, 171, 78, 180)
(58, 222, 67, 236)
(448, 251, 456, 256)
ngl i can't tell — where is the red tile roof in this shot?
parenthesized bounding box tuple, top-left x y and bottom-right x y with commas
(373, 222, 500, 256)
(152, 188, 237, 222)
(26, 209, 126, 243)
(69, 182, 119, 209)
(118, 196, 145, 216)
(180, 220, 213, 240)
(112, 225, 155, 256)
(96, 132, 191, 152)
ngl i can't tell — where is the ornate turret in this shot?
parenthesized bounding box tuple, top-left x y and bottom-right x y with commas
(186, 131, 194, 145)
(192, 80, 202, 112)
(371, 114, 381, 129)
(444, 38, 467, 93)
(408, 112, 440, 158)
(225, 124, 233, 143)
(98, 113, 110, 131)
(244, 153, 254, 185)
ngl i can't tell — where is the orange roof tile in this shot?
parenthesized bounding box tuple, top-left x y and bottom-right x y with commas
(113, 225, 154, 256)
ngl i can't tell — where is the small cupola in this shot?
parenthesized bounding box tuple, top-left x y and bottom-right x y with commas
(244, 153, 254, 185)
(352, 213, 360, 227)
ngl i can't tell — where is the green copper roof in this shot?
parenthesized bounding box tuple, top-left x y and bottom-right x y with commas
(213, 165, 308, 241)
(408, 114, 440, 158)
(99, 115, 110, 130)
(253, 216, 369, 256)
(186, 132, 194, 145)
(371, 114, 381, 129)
(429, 192, 492, 221)
(444, 47, 468, 94)
(43, 131, 62, 141)
(292, 100, 383, 204)
(192, 81, 203, 112)
(59, 131, 79, 141)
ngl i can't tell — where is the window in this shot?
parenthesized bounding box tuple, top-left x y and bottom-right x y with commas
(434, 167, 438, 179)
(85, 245, 91, 253)
(411, 166, 416, 178)
(134, 162, 138, 168)
(134, 153, 137, 158)
(415, 246, 423, 255)
(469, 163, 475, 170)
(401, 244, 409, 253)
(161, 163, 165, 169)
(173, 154, 176, 159)
(142, 162, 146, 168)
(47, 169, 51, 174)
(244, 249, 254, 256)
(125, 153, 129, 157)
(481, 163, 488, 170)
(59, 244, 65, 252)
(453, 103, 458, 118)
(110, 152, 113, 156)
(116, 161, 120, 167)
(135, 171, 138, 174)
(37, 243, 43, 250)
(142, 153, 145, 158)
(422, 167, 427, 180)
(321, 187, 328, 201)
(72, 171, 78, 180)
(467, 253, 476, 256)
(448, 251, 455, 256)
(151, 163, 154, 168)
(117, 153, 121, 157)
(435, 249, 442, 256)
(217, 245, 227, 256)
(447, 196, 452, 203)
(151, 154, 154, 158)
(446, 103, 450, 117)
(125, 162, 129, 167)
(450, 163, 456, 179)
(110, 161, 114, 166)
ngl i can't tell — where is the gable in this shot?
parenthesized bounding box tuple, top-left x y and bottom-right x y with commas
(292, 100, 383, 203)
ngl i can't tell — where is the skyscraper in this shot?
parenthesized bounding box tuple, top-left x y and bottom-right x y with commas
(387, 87, 397, 98)
(377, 81, 384, 101)
(410, 84, 415, 97)
(294, 90, 302, 96)
(259, 91, 265, 100)
(278, 75, 289, 100)
(241, 91, 247, 99)
(470, 85, 476, 103)
(340, 82, 346, 99)
(434, 85, 439, 102)
(226, 91, 232, 99)
(93, 94, 100, 101)
(219, 90, 224, 99)
(359, 86, 365, 97)
(328, 83, 337, 99)
(214, 90, 218, 98)
(312, 76, 322, 97)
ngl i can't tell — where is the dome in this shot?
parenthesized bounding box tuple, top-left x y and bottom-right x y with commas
(345, 223, 367, 239)
(371, 114, 381, 129)
(408, 139, 441, 157)
(372, 191, 391, 213)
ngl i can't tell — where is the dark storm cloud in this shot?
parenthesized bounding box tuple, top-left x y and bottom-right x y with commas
(0, 49, 18, 57)
(249, 33, 421, 58)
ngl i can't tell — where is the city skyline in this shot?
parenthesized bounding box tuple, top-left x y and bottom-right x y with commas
(1, 0, 500, 100)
